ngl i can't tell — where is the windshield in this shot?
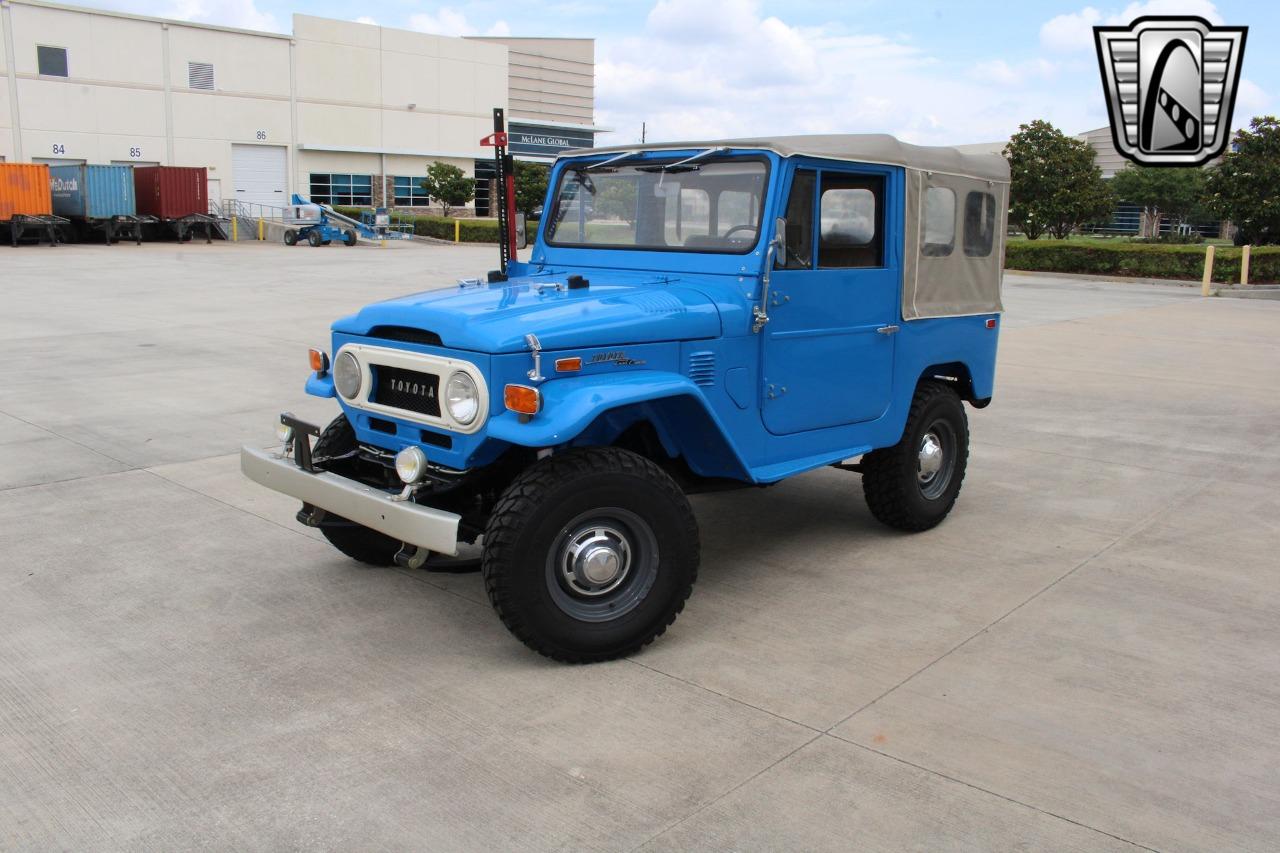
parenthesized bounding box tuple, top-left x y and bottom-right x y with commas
(545, 157, 768, 253)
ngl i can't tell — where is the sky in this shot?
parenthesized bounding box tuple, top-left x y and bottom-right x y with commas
(77, 0, 1278, 146)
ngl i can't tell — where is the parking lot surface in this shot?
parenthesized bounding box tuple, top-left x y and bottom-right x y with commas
(3, 242, 1278, 851)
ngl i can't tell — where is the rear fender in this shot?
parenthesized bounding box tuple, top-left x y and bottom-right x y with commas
(486, 371, 751, 480)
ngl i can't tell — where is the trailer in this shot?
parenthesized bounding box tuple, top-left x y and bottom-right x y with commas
(50, 164, 152, 244)
(1, 163, 68, 247)
(132, 166, 222, 242)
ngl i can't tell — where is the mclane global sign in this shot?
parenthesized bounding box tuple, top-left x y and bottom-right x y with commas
(508, 123, 594, 158)
(1094, 16, 1247, 167)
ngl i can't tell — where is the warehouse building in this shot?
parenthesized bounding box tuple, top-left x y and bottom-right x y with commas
(0, 0, 602, 215)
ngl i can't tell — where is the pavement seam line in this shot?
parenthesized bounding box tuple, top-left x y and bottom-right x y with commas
(835, 738, 1164, 853)
(0, 410, 133, 468)
(626, 658, 823, 734)
(142, 467, 486, 610)
(625, 731, 825, 852)
(825, 477, 1213, 733)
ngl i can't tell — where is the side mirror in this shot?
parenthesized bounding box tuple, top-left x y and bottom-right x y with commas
(772, 217, 787, 267)
(515, 212, 528, 250)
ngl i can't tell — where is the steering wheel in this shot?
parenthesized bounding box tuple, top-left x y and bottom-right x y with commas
(723, 225, 758, 241)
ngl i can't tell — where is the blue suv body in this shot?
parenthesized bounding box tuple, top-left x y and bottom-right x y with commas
(243, 135, 1009, 662)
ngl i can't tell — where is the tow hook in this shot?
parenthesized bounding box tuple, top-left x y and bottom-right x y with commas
(394, 545, 432, 569)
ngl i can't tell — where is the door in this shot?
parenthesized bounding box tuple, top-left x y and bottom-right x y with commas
(231, 144, 286, 212)
(761, 165, 899, 435)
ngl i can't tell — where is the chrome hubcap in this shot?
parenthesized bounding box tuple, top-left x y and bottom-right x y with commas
(561, 526, 631, 596)
(918, 432, 944, 483)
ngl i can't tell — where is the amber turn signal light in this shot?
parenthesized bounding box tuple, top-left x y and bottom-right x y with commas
(504, 384, 541, 416)
(555, 357, 582, 373)
(309, 348, 330, 374)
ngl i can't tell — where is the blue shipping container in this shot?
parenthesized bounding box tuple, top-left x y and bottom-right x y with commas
(49, 164, 137, 219)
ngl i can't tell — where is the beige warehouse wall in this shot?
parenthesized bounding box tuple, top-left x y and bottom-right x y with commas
(168, 27, 291, 98)
(10, 4, 163, 83)
(471, 37, 594, 126)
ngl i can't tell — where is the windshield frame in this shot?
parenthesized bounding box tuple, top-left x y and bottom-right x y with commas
(543, 153, 772, 256)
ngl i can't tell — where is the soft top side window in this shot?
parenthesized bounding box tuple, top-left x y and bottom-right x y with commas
(922, 186, 956, 257)
(963, 191, 997, 257)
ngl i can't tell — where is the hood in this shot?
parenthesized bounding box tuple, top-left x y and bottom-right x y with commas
(333, 272, 723, 352)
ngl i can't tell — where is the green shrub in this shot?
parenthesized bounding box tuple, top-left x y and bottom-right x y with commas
(1005, 241, 1280, 283)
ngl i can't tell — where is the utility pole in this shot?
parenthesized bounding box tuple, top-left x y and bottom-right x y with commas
(641, 122, 646, 144)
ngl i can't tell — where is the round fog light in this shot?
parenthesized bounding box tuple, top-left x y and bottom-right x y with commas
(334, 351, 362, 400)
(395, 446, 428, 484)
(276, 421, 295, 444)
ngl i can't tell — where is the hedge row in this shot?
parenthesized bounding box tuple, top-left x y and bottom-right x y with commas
(334, 206, 529, 243)
(1005, 241, 1280, 284)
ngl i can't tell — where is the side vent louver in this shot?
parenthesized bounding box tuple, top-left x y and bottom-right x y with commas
(188, 62, 215, 90)
(688, 351, 716, 386)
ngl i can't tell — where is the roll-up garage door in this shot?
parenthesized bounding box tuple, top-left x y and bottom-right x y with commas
(231, 144, 287, 211)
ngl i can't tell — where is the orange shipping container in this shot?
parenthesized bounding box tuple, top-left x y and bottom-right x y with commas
(0, 164, 53, 220)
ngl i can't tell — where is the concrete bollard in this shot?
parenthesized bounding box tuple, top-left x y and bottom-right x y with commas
(1241, 245, 1251, 285)
(1202, 244, 1216, 296)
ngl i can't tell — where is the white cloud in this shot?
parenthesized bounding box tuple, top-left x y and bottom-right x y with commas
(1041, 1, 1223, 53)
(160, 0, 279, 32)
(408, 7, 510, 37)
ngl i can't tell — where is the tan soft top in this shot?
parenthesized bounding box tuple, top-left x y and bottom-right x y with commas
(567, 134, 1009, 184)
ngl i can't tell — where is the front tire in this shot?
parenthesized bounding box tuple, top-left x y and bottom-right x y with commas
(861, 381, 969, 532)
(482, 448, 699, 663)
(307, 230, 323, 247)
(312, 416, 402, 565)
(343, 229, 357, 246)
(283, 229, 298, 246)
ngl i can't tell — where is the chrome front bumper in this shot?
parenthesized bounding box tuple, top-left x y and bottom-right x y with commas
(240, 445, 461, 555)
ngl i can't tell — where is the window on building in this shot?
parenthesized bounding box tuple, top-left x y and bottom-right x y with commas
(392, 176, 432, 206)
(963, 191, 997, 257)
(37, 46, 68, 77)
(188, 62, 215, 90)
(309, 173, 372, 207)
(922, 186, 956, 257)
(818, 174, 883, 268)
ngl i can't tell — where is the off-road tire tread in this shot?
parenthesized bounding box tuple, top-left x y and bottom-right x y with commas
(313, 415, 401, 565)
(482, 447, 699, 664)
(861, 381, 968, 532)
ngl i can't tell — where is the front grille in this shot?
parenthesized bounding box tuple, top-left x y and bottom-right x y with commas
(371, 365, 441, 416)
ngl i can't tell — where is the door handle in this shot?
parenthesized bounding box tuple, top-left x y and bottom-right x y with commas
(877, 325, 900, 335)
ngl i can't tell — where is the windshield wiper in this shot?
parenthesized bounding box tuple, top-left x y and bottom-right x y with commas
(636, 147, 727, 174)
(572, 150, 639, 175)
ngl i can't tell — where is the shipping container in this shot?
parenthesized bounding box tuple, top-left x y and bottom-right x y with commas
(0, 163, 53, 220)
(50, 164, 137, 220)
(133, 166, 208, 219)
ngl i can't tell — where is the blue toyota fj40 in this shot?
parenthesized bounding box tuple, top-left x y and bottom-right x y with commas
(243, 134, 1009, 662)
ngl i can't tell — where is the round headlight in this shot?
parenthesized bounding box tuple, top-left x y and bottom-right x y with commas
(334, 351, 362, 400)
(445, 371, 479, 425)
(395, 445, 427, 484)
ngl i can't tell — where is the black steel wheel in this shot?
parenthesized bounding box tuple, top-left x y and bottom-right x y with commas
(311, 416, 402, 565)
(284, 229, 298, 246)
(861, 381, 969, 532)
(307, 230, 323, 247)
(482, 447, 699, 663)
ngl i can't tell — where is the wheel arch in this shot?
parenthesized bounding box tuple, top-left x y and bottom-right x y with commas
(917, 360, 990, 407)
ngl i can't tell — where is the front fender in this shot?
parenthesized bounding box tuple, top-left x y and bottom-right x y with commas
(488, 371, 705, 446)
(486, 371, 752, 480)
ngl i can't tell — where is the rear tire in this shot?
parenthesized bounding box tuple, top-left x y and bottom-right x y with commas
(343, 229, 357, 246)
(482, 447, 699, 663)
(307, 230, 323, 247)
(312, 415, 402, 565)
(861, 381, 969, 532)
(284, 229, 298, 246)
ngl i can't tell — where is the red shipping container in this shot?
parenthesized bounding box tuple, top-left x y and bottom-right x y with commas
(0, 163, 53, 219)
(133, 166, 208, 219)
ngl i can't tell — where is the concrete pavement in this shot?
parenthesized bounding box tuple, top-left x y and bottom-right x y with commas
(1, 247, 1278, 850)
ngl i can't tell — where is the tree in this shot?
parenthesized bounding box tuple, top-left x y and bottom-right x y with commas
(513, 161, 549, 218)
(1204, 116, 1280, 245)
(420, 162, 475, 217)
(1110, 165, 1206, 235)
(1004, 119, 1115, 239)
